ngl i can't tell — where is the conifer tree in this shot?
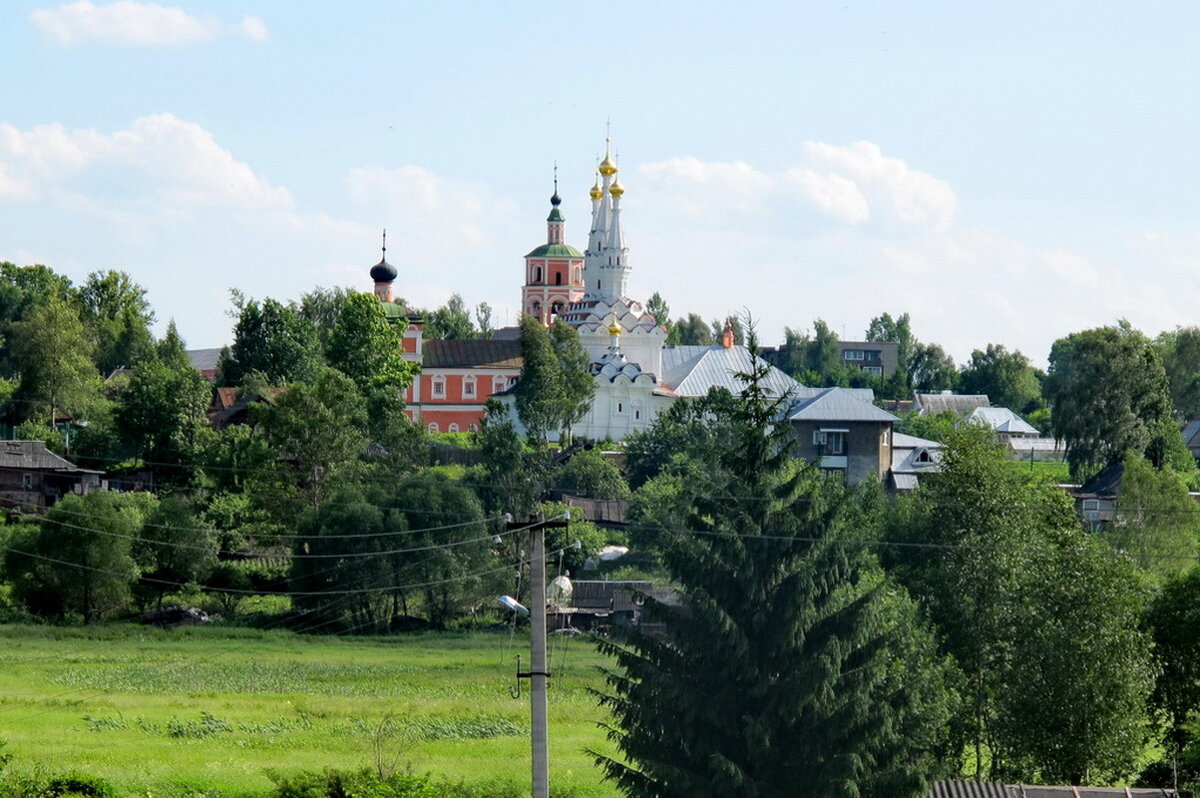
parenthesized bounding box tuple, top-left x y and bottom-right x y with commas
(594, 334, 955, 798)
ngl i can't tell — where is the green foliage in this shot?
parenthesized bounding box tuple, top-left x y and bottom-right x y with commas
(514, 315, 594, 441)
(73, 270, 155, 375)
(885, 428, 1155, 784)
(1155, 326, 1200, 421)
(425, 293, 476, 340)
(115, 352, 211, 480)
(473, 400, 548, 519)
(596, 341, 955, 798)
(14, 421, 66, 454)
(5, 491, 157, 623)
(893, 409, 959, 443)
(959, 343, 1043, 413)
(551, 449, 630, 500)
(9, 295, 101, 425)
(1046, 322, 1174, 479)
(909, 341, 958, 392)
(1146, 566, 1200, 770)
(267, 767, 439, 798)
(326, 293, 418, 395)
(219, 297, 323, 387)
(622, 388, 739, 489)
(292, 285, 356, 352)
(664, 312, 711, 346)
(253, 368, 368, 511)
(135, 498, 218, 607)
(644, 292, 670, 332)
(1103, 453, 1200, 578)
(866, 311, 916, 367)
(0, 262, 74, 379)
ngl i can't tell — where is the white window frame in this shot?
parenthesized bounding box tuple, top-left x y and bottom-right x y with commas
(843, 350, 865, 361)
(448, 423, 459, 433)
(432, 378, 446, 398)
(493, 376, 508, 394)
(863, 365, 883, 375)
(462, 376, 477, 399)
(818, 428, 848, 455)
(427, 422, 439, 432)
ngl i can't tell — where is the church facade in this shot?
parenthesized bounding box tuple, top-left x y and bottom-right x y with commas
(370, 140, 805, 440)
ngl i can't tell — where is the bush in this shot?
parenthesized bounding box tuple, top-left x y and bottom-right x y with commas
(268, 768, 436, 798)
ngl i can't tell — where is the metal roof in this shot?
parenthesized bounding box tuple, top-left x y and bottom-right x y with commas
(0, 441, 101, 473)
(186, 347, 223, 373)
(916, 393, 990, 415)
(524, 243, 584, 259)
(967, 406, 1040, 436)
(787, 388, 898, 423)
(660, 345, 803, 398)
(422, 339, 523, 369)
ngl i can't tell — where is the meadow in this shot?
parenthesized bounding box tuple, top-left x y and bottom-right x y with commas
(0, 625, 620, 797)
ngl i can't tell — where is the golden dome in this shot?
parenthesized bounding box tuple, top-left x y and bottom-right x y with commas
(608, 178, 625, 198)
(608, 313, 621, 336)
(598, 154, 617, 176)
(589, 178, 603, 200)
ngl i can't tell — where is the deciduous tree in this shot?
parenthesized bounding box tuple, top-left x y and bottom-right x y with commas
(9, 296, 101, 425)
(218, 297, 322, 386)
(959, 343, 1042, 412)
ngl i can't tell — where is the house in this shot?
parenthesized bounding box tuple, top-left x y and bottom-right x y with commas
(407, 339, 522, 433)
(836, 340, 900, 377)
(547, 579, 681, 632)
(787, 387, 899, 485)
(1182, 419, 1200, 461)
(889, 432, 943, 491)
(1073, 462, 1122, 531)
(966, 406, 1041, 440)
(929, 781, 1182, 797)
(186, 348, 223, 383)
(0, 440, 104, 511)
(914, 392, 990, 416)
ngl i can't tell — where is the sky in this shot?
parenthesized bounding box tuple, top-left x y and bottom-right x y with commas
(2, 1, 1199, 366)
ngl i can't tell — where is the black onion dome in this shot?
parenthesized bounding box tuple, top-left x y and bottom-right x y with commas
(370, 258, 398, 283)
(550, 191, 562, 206)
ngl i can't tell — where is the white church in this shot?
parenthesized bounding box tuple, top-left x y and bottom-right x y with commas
(501, 141, 807, 441)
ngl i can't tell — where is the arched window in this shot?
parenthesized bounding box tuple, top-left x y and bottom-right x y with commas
(531, 301, 541, 320)
(574, 268, 581, 283)
(428, 422, 439, 432)
(535, 266, 542, 282)
(555, 272, 563, 285)
(551, 302, 562, 317)
(448, 423, 459, 433)
(463, 376, 477, 399)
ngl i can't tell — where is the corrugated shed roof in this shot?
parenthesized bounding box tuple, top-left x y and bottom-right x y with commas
(660, 345, 803, 398)
(928, 781, 1180, 798)
(422, 339, 523, 369)
(968, 406, 1040, 436)
(929, 780, 1010, 797)
(917, 393, 990, 415)
(0, 440, 100, 473)
(787, 388, 898, 423)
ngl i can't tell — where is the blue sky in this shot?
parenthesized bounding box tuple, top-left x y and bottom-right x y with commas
(2, 1, 1199, 364)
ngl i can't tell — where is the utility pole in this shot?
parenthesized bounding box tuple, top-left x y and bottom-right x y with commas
(509, 513, 568, 798)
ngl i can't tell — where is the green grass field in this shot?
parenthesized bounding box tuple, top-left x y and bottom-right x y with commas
(0, 625, 620, 797)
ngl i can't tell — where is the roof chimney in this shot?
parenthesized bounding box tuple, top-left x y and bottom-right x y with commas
(721, 319, 734, 349)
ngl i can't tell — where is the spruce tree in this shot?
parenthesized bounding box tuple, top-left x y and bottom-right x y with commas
(594, 338, 955, 798)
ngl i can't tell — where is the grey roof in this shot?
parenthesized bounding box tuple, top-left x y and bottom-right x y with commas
(1184, 419, 1200, 446)
(660, 345, 804, 399)
(787, 388, 898, 423)
(916, 393, 990, 415)
(928, 781, 1179, 798)
(422, 339, 522, 369)
(892, 432, 944, 450)
(891, 431, 943, 477)
(0, 440, 101, 473)
(891, 473, 920, 490)
(967, 406, 1040, 436)
(186, 348, 223, 372)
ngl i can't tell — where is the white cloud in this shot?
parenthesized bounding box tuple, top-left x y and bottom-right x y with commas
(30, 1, 268, 46)
(785, 168, 870, 225)
(0, 114, 291, 212)
(238, 15, 268, 42)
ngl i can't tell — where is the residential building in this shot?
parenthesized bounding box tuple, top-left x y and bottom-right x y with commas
(836, 340, 899, 377)
(787, 387, 899, 485)
(966, 406, 1040, 440)
(889, 432, 943, 491)
(0, 440, 104, 511)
